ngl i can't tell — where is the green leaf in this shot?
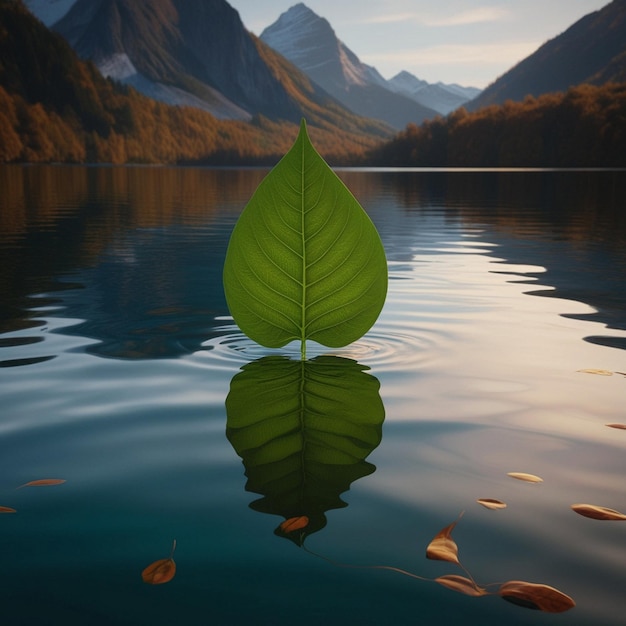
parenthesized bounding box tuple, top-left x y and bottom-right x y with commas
(223, 119, 387, 359)
(226, 355, 385, 543)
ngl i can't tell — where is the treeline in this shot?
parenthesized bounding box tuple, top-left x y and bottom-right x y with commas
(0, 80, 293, 164)
(366, 83, 626, 167)
(0, 0, 379, 164)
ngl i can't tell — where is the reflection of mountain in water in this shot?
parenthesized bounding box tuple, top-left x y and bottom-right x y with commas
(226, 356, 385, 545)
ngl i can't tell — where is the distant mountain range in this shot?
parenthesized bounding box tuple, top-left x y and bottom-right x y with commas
(260, 3, 479, 126)
(467, 0, 626, 110)
(24, 0, 479, 129)
(0, 0, 391, 165)
(11, 0, 626, 163)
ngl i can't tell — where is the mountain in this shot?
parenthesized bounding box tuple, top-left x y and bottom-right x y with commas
(0, 0, 389, 164)
(53, 0, 301, 121)
(387, 71, 481, 115)
(260, 3, 439, 129)
(48, 0, 389, 137)
(468, 0, 626, 111)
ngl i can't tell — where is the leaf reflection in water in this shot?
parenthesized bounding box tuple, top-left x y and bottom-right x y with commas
(225, 356, 577, 614)
(225, 355, 385, 544)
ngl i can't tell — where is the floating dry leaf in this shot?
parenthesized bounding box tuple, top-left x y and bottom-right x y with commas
(507, 472, 543, 483)
(426, 513, 463, 565)
(280, 516, 309, 533)
(0, 506, 17, 513)
(571, 504, 626, 521)
(577, 368, 613, 376)
(606, 423, 626, 430)
(18, 479, 66, 488)
(142, 540, 177, 585)
(498, 580, 575, 613)
(435, 574, 487, 597)
(476, 498, 507, 510)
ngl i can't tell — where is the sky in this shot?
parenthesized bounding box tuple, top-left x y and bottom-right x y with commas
(228, 0, 609, 88)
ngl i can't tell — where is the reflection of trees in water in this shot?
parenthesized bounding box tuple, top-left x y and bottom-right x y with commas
(2, 167, 624, 354)
(0, 166, 266, 345)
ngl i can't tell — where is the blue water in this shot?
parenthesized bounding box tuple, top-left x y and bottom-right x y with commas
(1, 165, 626, 625)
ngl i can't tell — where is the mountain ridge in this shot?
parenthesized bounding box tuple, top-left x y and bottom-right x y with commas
(387, 70, 481, 115)
(260, 3, 481, 123)
(0, 0, 389, 164)
(53, 0, 299, 121)
(260, 3, 439, 128)
(467, 0, 626, 110)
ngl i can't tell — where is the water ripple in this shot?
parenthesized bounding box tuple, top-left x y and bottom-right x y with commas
(192, 319, 439, 373)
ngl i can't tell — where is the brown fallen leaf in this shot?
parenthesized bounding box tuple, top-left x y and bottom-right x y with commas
(0, 506, 17, 513)
(577, 368, 613, 376)
(477, 498, 507, 510)
(435, 574, 487, 597)
(571, 504, 626, 521)
(498, 580, 575, 613)
(142, 540, 177, 585)
(17, 479, 66, 488)
(507, 472, 543, 483)
(280, 516, 309, 533)
(606, 423, 626, 430)
(426, 512, 464, 565)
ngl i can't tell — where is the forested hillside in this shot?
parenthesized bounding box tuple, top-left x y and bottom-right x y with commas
(366, 83, 626, 167)
(467, 0, 626, 111)
(0, 0, 386, 164)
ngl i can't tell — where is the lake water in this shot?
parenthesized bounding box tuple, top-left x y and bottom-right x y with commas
(1, 165, 625, 625)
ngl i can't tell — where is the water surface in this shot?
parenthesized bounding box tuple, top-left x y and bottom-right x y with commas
(1, 165, 625, 625)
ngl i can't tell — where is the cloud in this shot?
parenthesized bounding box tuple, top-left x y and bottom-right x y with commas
(363, 6, 510, 27)
(362, 41, 538, 67)
(421, 6, 510, 26)
(362, 12, 420, 25)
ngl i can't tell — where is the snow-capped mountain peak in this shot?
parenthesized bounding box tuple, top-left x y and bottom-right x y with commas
(261, 3, 386, 91)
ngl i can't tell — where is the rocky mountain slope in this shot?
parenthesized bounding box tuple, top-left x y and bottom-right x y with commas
(260, 3, 440, 129)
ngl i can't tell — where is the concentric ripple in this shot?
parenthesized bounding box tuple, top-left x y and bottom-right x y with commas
(190, 317, 441, 374)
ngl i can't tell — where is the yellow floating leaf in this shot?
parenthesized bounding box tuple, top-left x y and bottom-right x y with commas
(476, 498, 507, 510)
(426, 513, 463, 565)
(499, 580, 575, 613)
(606, 423, 626, 430)
(0, 506, 17, 513)
(435, 574, 487, 597)
(18, 479, 66, 488)
(280, 516, 309, 533)
(571, 504, 626, 521)
(507, 472, 543, 483)
(142, 540, 177, 585)
(577, 368, 613, 376)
